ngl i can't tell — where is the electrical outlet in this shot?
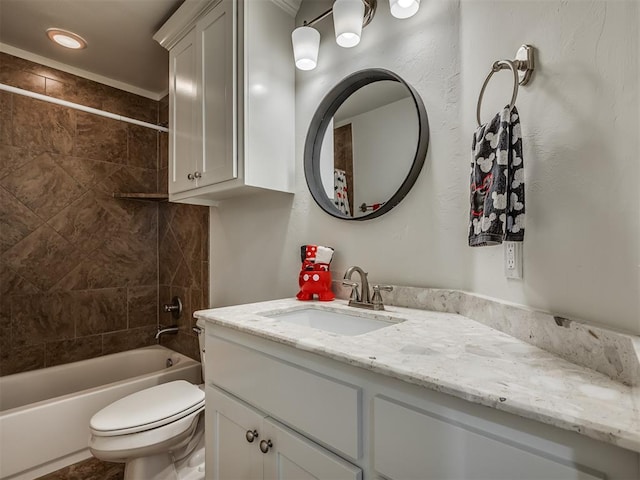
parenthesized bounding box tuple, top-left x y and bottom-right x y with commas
(504, 242, 523, 279)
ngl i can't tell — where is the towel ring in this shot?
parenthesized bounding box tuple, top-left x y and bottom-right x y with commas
(476, 59, 519, 127)
(475, 45, 535, 127)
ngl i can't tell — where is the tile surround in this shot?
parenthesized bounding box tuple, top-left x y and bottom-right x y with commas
(0, 151, 85, 220)
(45, 335, 103, 367)
(0, 186, 41, 253)
(159, 202, 208, 356)
(74, 112, 128, 164)
(12, 96, 75, 155)
(3, 225, 82, 291)
(0, 53, 157, 123)
(0, 92, 12, 145)
(0, 52, 208, 375)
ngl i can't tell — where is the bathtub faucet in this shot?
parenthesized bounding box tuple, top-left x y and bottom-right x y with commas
(155, 325, 179, 340)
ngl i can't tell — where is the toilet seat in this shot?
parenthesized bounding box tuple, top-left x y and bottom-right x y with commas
(90, 380, 205, 437)
(89, 408, 203, 460)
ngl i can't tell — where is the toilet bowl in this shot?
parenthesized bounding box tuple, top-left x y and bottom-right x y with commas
(89, 319, 207, 480)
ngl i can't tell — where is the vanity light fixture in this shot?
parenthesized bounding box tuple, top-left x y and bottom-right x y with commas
(291, 0, 420, 71)
(46, 28, 87, 50)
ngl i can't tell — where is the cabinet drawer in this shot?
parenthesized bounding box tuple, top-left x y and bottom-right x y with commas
(207, 334, 361, 460)
(373, 396, 604, 480)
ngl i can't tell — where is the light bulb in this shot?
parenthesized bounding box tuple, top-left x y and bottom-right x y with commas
(46, 28, 87, 49)
(389, 0, 420, 19)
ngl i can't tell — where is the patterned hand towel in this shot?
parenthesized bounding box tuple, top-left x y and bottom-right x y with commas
(333, 168, 351, 216)
(469, 106, 525, 246)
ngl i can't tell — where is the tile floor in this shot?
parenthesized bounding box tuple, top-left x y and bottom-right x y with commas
(35, 457, 123, 480)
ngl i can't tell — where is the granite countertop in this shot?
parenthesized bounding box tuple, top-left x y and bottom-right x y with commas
(196, 298, 640, 453)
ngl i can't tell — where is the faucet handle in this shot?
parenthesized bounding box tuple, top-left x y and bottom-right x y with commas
(371, 285, 393, 310)
(342, 280, 361, 302)
(163, 296, 183, 320)
(373, 285, 393, 292)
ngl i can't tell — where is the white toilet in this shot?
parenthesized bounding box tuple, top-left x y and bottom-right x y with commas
(89, 319, 207, 480)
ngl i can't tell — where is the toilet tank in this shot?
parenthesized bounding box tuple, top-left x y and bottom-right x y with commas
(196, 317, 206, 381)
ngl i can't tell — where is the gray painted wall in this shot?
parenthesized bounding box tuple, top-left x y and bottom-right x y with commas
(210, 0, 639, 335)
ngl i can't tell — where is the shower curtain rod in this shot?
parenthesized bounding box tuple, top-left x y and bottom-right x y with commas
(0, 83, 169, 133)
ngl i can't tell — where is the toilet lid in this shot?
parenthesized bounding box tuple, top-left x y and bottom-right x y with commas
(90, 380, 205, 436)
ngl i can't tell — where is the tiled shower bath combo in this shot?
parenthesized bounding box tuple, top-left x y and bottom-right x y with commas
(0, 52, 209, 478)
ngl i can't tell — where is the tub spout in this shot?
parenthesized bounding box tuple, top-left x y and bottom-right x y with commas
(156, 325, 179, 340)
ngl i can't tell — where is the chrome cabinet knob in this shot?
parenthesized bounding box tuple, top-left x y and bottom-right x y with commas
(187, 173, 195, 180)
(245, 429, 259, 443)
(259, 439, 273, 453)
(194, 171, 202, 179)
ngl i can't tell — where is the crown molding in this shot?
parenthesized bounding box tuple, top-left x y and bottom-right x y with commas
(153, 0, 218, 50)
(270, 0, 302, 17)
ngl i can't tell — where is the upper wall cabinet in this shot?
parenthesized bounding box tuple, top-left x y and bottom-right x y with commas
(154, 0, 296, 205)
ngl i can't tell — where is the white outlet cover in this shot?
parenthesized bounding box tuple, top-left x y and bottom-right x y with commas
(504, 242, 523, 279)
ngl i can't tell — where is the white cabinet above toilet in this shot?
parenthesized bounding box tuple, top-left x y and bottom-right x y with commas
(154, 0, 296, 205)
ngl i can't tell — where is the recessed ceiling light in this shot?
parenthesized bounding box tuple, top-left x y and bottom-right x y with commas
(46, 28, 87, 49)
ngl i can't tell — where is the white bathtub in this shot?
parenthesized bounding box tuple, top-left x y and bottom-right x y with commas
(0, 345, 201, 480)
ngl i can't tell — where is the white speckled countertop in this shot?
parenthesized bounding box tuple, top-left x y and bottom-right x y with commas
(196, 297, 640, 453)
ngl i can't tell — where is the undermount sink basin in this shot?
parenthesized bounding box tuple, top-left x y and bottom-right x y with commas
(267, 307, 401, 336)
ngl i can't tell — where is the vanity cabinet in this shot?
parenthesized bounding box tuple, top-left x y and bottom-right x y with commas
(373, 397, 604, 480)
(155, 0, 295, 205)
(204, 325, 639, 480)
(207, 385, 362, 480)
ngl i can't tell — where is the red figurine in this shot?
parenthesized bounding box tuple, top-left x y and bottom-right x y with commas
(296, 245, 335, 301)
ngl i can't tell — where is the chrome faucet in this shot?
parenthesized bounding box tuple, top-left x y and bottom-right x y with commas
(342, 266, 393, 311)
(155, 325, 179, 339)
(343, 266, 371, 304)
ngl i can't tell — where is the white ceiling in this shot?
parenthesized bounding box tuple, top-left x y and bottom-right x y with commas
(0, 0, 184, 98)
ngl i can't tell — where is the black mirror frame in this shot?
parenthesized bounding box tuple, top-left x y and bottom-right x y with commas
(303, 68, 429, 221)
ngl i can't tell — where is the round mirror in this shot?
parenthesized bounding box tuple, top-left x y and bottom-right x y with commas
(304, 69, 429, 220)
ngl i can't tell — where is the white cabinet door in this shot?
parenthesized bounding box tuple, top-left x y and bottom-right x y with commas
(157, 0, 294, 203)
(196, 0, 236, 188)
(207, 386, 264, 480)
(169, 28, 198, 194)
(207, 385, 362, 480)
(262, 418, 362, 480)
(373, 397, 605, 480)
(207, 334, 361, 460)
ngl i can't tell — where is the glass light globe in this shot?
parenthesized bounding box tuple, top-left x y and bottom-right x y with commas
(333, 0, 365, 48)
(292, 26, 320, 70)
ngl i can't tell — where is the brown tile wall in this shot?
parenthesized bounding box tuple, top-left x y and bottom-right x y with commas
(0, 53, 209, 375)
